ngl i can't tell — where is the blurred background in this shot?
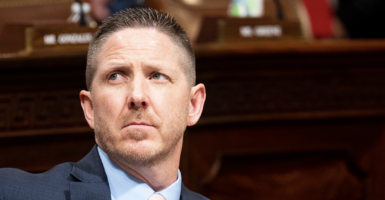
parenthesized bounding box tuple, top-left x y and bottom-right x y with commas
(1, 0, 385, 199)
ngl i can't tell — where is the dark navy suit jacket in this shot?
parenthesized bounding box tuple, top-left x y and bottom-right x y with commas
(0, 145, 208, 200)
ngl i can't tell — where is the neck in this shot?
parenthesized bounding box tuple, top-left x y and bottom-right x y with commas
(110, 138, 183, 192)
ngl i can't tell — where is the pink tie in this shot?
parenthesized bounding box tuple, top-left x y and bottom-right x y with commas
(149, 193, 165, 200)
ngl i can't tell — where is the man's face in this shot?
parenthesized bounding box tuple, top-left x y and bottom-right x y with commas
(88, 28, 192, 166)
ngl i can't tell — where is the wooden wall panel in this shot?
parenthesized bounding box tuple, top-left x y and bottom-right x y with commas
(0, 54, 93, 172)
(0, 133, 94, 172)
(180, 41, 385, 199)
(206, 154, 363, 200)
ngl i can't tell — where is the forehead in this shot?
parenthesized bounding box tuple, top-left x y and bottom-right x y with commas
(99, 27, 181, 60)
(90, 27, 190, 89)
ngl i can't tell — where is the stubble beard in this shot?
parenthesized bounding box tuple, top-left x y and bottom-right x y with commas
(94, 108, 186, 167)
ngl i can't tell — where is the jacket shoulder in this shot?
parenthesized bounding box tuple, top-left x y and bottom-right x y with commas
(181, 184, 209, 200)
(0, 162, 74, 200)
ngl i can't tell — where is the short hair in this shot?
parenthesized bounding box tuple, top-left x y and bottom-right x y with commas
(86, 8, 196, 90)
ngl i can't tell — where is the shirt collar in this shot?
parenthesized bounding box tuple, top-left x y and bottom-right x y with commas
(97, 146, 182, 200)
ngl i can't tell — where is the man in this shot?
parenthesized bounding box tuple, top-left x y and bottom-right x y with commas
(0, 8, 207, 200)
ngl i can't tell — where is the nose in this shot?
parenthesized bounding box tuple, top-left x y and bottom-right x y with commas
(131, 101, 146, 107)
(128, 77, 149, 109)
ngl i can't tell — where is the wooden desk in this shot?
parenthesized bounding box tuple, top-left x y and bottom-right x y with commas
(1, 40, 385, 199)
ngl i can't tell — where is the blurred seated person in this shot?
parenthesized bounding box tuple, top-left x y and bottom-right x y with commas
(91, 0, 385, 40)
(90, 0, 145, 23)
(303, 0, 385, 39)
(337, 0, 385, 38)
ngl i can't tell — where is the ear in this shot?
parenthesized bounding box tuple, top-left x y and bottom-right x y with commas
(188, 83, 206, 126)
(80, 90, 95, 129)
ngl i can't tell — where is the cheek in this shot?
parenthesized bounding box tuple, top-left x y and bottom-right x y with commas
(149, 86, 190, 120)
(94, 89, 126, 120)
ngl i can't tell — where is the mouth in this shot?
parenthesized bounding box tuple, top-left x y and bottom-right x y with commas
(124, 122, 154, 128)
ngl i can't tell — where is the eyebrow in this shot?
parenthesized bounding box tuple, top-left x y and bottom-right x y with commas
(97, 64, 130, 79)
(102, 60, 174, 74)
(143, 61, 169, 72)
(103, 63, 130, 71)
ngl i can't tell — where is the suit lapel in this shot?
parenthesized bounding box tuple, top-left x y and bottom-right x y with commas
(180, 183, 209, 200)
(70, 145, 111, 200)
(180, 183, 191, 200)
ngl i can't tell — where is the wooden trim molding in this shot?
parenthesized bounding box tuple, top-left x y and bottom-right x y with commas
(0, 0, 71, 8)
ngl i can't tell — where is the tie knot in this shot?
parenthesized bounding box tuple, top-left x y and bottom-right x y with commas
(149, 193, 165, 200)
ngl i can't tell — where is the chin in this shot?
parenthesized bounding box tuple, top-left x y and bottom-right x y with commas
(94, 117, 183, 166)
(111, 141, 166, 167)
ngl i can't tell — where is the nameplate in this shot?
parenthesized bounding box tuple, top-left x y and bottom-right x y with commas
(217, 18, 303, 43)
(24, 24, 97, 55)
(196, 17, 303, 44)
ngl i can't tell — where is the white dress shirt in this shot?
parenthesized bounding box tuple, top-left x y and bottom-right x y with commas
(98, 147, 182, 200)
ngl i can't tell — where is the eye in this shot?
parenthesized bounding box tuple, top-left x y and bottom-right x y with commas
(108, 73, 123, 81)
(109, 73, 118, 80)
(151, 73, 168, 81)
